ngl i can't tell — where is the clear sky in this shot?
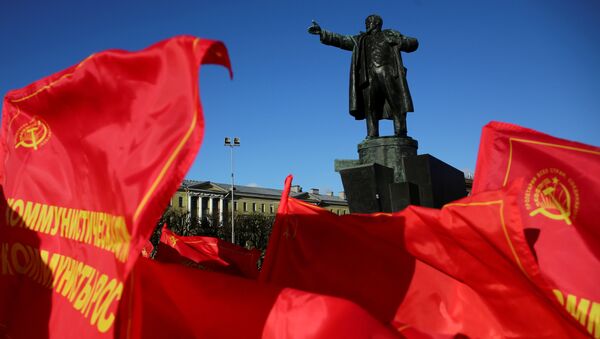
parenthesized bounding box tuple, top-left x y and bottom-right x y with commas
(2, 0, 599, 194)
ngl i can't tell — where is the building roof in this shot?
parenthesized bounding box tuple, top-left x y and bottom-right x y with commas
(180, 179, 347, 206)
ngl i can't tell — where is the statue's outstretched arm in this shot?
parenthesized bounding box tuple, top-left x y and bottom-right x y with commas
(308, 20, 355, 51)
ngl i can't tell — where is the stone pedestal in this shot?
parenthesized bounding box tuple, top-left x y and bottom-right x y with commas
(335, 136, 417, 182)
(339, 163, 394, 213)
(335, 135, 466, 213)
(358, 136, 417, 182)
(404, 154, 467, 208)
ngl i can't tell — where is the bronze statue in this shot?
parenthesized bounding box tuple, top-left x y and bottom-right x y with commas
(308, 15, 418, 138)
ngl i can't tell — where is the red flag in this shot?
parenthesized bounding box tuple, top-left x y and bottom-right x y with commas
(261, 176, 589, 338)
(471, 122, 600, 337)
(140, 240, 154, 258)
(116, 257, 399, 339)
(400, 182, 588, 338)
(155, 225, 261, 278)
(260, 177, 414, 324)
(0, 36, 231, 337)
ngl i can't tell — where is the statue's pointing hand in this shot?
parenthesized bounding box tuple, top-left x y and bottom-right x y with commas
(308, 20, 322, 35)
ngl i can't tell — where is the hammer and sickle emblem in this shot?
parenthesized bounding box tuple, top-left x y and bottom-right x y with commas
(168, 235, 178, 247)
(15, 118, 50, 150)
(529, 177, 572, 225)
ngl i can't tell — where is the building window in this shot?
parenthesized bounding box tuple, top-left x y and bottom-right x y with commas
(234, 202, 238, 211)
(252, 203, 256, 212)
(261, 204, 265, 213)
(243, 202, 247, 212)
(270, 204, 274, 214)
(178, 197, 183, 208)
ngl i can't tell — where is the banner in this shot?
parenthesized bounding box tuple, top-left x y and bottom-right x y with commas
(261, 175, 589, 338)
(471, 122, 600, 337)
(154, 225, 261, 278)
(0, 36, 231, 338)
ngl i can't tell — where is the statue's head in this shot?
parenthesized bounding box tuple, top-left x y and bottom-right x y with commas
(365, 14, 383, 32)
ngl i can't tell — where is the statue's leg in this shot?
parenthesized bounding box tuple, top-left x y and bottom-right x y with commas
(366, 112, 379, 138)
(393, 112, 407, 137)
(363, 85, 379, 138)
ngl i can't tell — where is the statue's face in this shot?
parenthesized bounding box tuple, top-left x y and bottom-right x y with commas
(365, 16, 382, 32)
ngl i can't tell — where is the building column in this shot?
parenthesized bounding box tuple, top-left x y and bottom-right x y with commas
(198, 195, 204, 220)
(208, 197, 214, 218)
(187, 194, 192, 214)
(218, 198, 224, 225)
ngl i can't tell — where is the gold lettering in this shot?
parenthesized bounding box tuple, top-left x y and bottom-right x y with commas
(10, 242, 29, 274)
(70, 264, 93, 303)
(0, 244, 125, 334)
(78, 211, 89, 243)
(50, 207, 63, 236)
(566, 294, 590, 326)
(1, 243, 13, 275)
(60, 208, 73, 238)
(553, 289, 564, 306)
(61, 261, 82, 299)
(588, 302, 600, 338)
(90, 278, 116, 330)
(23, 201, 41, 230)
(96, 281, 123, 333)
(34, 204, 50, 232)
(47, 253, 62, 288)
(113, 217, 130, 262)
(53, 256, 71, 290)
(74, 269, 97, 312)
(9, 199, 24, 227)
(5, 197, 131, 262)
(85, 274, 108, 318)
(37, 250, 53, 287)
(5, 198, 14, 225)
(67, 209, 80, 240)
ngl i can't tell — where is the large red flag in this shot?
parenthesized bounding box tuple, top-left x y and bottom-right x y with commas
(116, 257, 399, 339)
(0, 36, 231, 338)
(471, 122, 600, 337)
(399, 181, 588, 338)
(261, 176, 589, 338)
(260, 176, 415, 324)
(154, 225, 261, 278)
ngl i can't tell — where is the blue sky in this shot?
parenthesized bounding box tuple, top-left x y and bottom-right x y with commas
(2, 0, 599, 194)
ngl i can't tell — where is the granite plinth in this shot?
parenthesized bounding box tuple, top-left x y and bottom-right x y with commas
(358, 136, 418, 183)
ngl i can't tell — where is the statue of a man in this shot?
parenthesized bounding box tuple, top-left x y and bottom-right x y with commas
(308, 15, 418, 138)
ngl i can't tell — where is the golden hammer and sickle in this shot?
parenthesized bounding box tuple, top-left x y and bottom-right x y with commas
(529, 179, 572, 225)
(16, 121, 48, 150)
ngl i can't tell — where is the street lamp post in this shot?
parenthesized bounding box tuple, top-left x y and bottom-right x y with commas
(224, 137, 240, 244)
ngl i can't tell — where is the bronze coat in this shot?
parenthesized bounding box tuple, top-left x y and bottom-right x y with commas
(320, 29, 418, 120)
